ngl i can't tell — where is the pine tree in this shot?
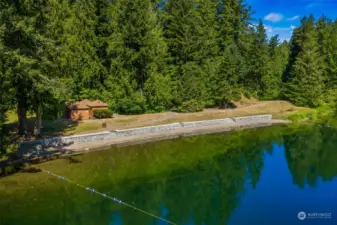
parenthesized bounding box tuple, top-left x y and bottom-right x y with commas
(316, 16, 331, 82)
(246, 20, 270, 97)
(164, 0, 219, 110)
(164, 0, 205, 106)
(0, 0, 33, 135)
(217, 0, 238, 49)
(283, 21, 305, 83)
(318, 18, 337, 103)
(94, 0, 112, 70)
(327, 20, 337, 89)
(106, 0, 171, 111)
(261, 35, 289, 99)
(0, 0, 70, 136)
(209, 44, 244, 108)
(207, 0, 252, 107)
(58, 0, 105, 101)
(217, 0, 253, 48)
(278, 40, 290, 95)
(0, 51, 14, 153)
(284, 15, 324, 107)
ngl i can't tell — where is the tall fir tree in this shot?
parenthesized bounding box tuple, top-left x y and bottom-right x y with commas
(106, 0, 171, 111)
(0, 50, 14, 153)
(262, 35, 289, 99)
(209, 0, 253, 107)
(284, 15, 324, 107)
(317, 18, 337, 103)
(59, 0, 105, 101)
(0, 0, 68, 136)
(327, 20, 337, 89)
(164, 0, 219, 109)
(246, 20, 270, 97)
(316, 16, 331, 82)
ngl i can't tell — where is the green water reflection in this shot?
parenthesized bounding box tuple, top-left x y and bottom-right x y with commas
(1, 124, 337, 225)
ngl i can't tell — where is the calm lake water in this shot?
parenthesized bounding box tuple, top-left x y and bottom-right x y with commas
(1, 124, 337, 225)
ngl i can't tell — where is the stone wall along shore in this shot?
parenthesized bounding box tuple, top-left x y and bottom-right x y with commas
(181, 118, 235, 128)
(233, 114, 272, 122)
(19, 114, 272, 151)
(115, 123, 181, 137)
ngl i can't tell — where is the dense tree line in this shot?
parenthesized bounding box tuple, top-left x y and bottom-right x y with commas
(1, 0, 337, 145)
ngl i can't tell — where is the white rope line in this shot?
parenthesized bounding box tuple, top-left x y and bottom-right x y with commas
(42, 170, 176, 225)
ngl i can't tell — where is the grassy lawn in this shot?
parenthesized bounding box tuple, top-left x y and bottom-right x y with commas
(5, 110, 35, 124)
(275, 104, 337, 126)
(5, 110, 103, 139)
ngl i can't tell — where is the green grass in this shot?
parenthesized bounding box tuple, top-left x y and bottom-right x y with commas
(65, 122, 102, 135)
(285, 109, 317, 122)
(4, 110, 102, 137)
(5, 110, 35, 124)
(279, 104, 337, 127)
(6, 110, 18, 124)
(41, 121, 103, 137)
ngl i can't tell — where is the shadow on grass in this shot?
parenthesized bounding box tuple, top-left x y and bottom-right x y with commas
(5, 118, 80, 141)
(0, 141, 77, 177)
(1, 117, 81, 177)
(41, 119, 79, 137)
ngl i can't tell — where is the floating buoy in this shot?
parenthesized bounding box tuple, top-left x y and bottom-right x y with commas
(42, 169, 176, 225)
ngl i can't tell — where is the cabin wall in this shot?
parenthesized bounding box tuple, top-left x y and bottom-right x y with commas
(70, 109, 90, 120)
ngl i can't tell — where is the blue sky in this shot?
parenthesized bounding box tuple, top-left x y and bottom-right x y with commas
(246, 0, 337, 41)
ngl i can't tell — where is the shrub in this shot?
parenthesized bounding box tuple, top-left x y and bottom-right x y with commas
(177, 100, 204, 113)
(146, 106, 166, 113)
(287, 110, 317, 122)
(93, 109, 113, 119)
(115, 96, 147, 115)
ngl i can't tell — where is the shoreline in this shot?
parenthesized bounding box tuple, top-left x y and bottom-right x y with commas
(63, 119, 291, 156)
(1, 117, 291, 171)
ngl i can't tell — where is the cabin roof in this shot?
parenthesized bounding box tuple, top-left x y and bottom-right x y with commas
(68, 99, 108, 110)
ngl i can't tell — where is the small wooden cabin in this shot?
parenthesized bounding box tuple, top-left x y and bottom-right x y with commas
(68, 99, 108, 120)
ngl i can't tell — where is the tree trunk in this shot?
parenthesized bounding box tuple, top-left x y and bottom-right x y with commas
(34, 105, 42, 138)
(17, 98, 28, 137)
(0, 127, 4, 154)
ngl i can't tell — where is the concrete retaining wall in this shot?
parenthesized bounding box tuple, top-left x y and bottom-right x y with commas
(181, 118, 235, 128)
(19, 131, 116, 151)
(115, 123, 181, 137)
(181, 122, 272, 137)
(19, 137, 62, 152)
(19, 114, 274, 151)
(60, 131, 116, 144)
(233, 114, 272, 122)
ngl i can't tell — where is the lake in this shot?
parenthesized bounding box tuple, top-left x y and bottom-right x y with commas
(0, 124, 336, 225)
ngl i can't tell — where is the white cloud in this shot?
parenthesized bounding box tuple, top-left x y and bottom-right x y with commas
(288, 15, 300, 21)
(264, 25, 273, 33)
(290, 25, 296, 30)
(248, 23, 255, 28)
(265, 26, 295, 42)
(264, 13, 284, 23)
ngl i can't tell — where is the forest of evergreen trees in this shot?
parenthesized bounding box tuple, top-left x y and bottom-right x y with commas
(1, 0, 337, 147)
